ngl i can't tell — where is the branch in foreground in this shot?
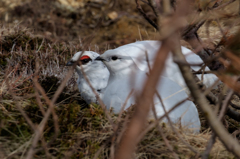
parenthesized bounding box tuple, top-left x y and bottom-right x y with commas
(135, 0, 159, 30)
(26, 65, 75, 159)
(206, 92, 240, 122)
(202, 133, 216, 159)
(151, 99, 179, 159)
(115, 40, 170, 159)
(171, 35, 240, 158)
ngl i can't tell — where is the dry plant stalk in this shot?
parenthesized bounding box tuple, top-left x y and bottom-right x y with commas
(173, 37, 240, 157)
(26, 63, 75, 159)
(115, 39, 170, 159)
(117, 0, 240, 158)
(169, 9, 240, 159)
(115, 0, 196, 158)
(2, 0, 240, 158)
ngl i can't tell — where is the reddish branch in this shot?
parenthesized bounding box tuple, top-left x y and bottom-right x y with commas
(172, 36, 240, 158)
(115, 40, 170, 159)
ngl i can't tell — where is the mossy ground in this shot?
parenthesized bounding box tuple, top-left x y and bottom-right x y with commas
(0, 0, 240, 158)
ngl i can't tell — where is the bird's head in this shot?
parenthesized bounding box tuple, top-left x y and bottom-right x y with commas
(66, 51, 100, 74)
(95, 50, 134, 75)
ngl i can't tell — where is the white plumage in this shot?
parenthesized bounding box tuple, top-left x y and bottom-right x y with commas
(66, 51, 110, 104)
(96, 42, 202, 132)
(66, 41, 219, 132)
(164, 46, 218, 91)
(108, 40, 218, 92)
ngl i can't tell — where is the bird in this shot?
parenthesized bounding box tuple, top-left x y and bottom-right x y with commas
(104, 40, 218, 92)
(95, 42, 201, 132)
(66, 51, 110, 104)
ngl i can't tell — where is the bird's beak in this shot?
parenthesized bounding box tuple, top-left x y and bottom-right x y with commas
(95, 56, 105, 61)
(66, 60, 74, 66)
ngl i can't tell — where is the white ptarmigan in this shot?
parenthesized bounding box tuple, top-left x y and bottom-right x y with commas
(66, 51, 110, 104)
(96, 42, 202, 132)
(107, 40, 218, 92)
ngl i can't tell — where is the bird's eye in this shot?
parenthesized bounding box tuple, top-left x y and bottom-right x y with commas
(81, 59, 91, 63)
(79, 55, 92, 65)
(111, 56, 118, 61)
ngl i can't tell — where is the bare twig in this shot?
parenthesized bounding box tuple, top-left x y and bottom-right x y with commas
(34, 90, 46, 115)
(115, 39, 169, 159)
(232, 129, 240, 138)
(115, 89, 134, 131)
(147, 0, 159, 17)
(151, 101, 179, 159)
(5, 73, 36, 132)
(203, 79, 220, 96)
(212, 0, 236, 10)
(109, 90, 134, 159)
(171, 29, 240, 159)
(32, 59, 59, 147)
(203, 87, 232, 159)
(174, 59, 204, 66)
(218, 89, 234, 120)
(26, 65, 75, 159)
(146, 54, 179, 158)
(202, 133, 216, 159)
(155, 91, 199, 154)
(79, 62, 115, 128)
(137, 97, 190, 143)
(135, 0, 159, 30)
(206, 92, 240, 122)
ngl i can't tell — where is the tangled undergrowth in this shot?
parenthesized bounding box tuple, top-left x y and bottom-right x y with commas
(1, 0, 240, 158)
(0, 24, 237, 159)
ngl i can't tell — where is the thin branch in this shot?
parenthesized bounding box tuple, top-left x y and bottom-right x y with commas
(182, 21, 205, 41)
(26, 65, 75, 159)
(155, 91, 199, 154)
(201, 133, 217, 159)
(171, 33, 240, 158)
(147, 0, 159, 17)
(79, 62, 115, 128)
(174, 59, 204, 66)
(114, 89, 134, 131)
(137, 97, 190, 143)
(33, 60, 59, 147)
(147, 54, 179, 158)
(218, 89, 234, 120)
(203, 79, 220, 96)
(206, 92, 240, 122)
(135, 0, 159, 30)
(5, 73, 36, 132)
(151, 101, 179, 159)
(212, 0, 236, 10)
(115, 39, 170, 159)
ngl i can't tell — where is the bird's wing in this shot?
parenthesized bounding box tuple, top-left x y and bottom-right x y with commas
(154, 77, 201, 132)
(182, 47, 219, 87)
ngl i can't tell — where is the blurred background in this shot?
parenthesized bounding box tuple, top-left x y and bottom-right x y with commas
(0, 0, 160, 51)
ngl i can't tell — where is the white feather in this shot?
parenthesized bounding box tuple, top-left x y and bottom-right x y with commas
(68, 51, 110, 104)
(105, 40, 219, 92)
(99, 43, 201, 132)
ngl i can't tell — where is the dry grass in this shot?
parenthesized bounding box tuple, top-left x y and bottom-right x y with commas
(0, 0, 240, 158)
(0, 25, 236, 158)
